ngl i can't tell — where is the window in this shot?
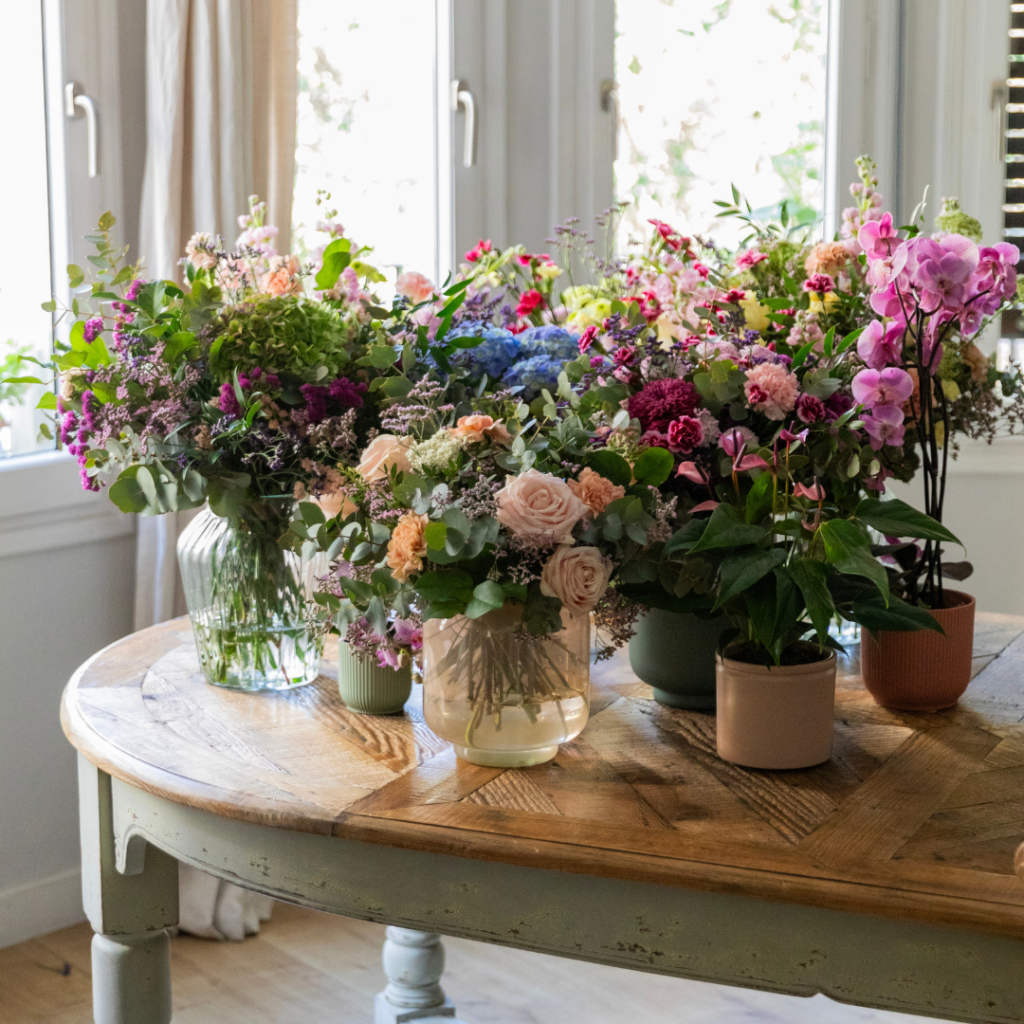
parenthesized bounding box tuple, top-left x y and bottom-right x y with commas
(0, 4, 54, 458)
(293, 0, 438, 288)
(614, 0, 829, 249)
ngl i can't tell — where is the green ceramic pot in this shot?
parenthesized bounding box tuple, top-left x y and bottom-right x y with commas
(628, 608, 727, 711)
(337, 642, 412, 715)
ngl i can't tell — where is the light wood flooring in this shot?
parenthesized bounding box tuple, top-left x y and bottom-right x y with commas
(0, 901, 954, 1023)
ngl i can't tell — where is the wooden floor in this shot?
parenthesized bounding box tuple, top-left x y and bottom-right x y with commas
(0, 902, 955, 1024)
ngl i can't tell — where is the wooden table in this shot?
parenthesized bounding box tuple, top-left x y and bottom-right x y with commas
(62, 615, 1024, 1024)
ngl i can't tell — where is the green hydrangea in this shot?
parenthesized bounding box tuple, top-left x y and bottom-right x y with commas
(207, 295, 352, 382)
(935, 198, 983, 243)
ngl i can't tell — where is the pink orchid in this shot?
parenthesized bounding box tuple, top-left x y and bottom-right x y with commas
(857, 212, 900, 260)
(793, 481, 825, 501)
(861, 404, 906, 450)
(857, 319, 904, 369)
(852, 367, 914, 408)
(973, 243, 1019, 303)
(864, 242, 908, 290)
(869, 281, 907, 320)
(907, 234, 979, 310)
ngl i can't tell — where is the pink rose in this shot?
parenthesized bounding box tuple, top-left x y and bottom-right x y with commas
(357, 434, 413, 482)
(395, 271, 436, 304)
(259, 254, 303, 296)
(451, 414, 511, 445)
(495, 468, 589, 545)
(540, 544, 612, 614)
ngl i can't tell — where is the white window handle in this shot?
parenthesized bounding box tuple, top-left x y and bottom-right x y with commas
(451, 79, 476, 169)
(65, 82, 99, 178)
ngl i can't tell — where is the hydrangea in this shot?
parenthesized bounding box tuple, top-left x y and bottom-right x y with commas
(502, 354, 564, 399)
(517, 325, 579, 362)
(447, 320, 520, 381)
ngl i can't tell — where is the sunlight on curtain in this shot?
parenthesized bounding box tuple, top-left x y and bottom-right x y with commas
(615, 0, 828, 250)
(293, 2, 436, 288)
(0, 4, 52, 458)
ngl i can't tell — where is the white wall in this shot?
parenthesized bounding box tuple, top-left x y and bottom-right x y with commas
(0, 455, 135, 948)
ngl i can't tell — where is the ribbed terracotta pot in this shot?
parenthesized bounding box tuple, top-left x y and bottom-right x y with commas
(715, 651, 836, 769)
(860, 589, 975, 712)
(628, 609, 727, 710)
(337, 641, 412, 715)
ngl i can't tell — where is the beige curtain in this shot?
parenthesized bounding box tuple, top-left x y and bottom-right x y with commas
(136, 0, 298, 940)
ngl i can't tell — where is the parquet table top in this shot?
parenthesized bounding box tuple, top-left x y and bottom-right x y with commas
(62, 614, 1024, 939)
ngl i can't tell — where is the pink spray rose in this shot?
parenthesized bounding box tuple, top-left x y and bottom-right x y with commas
(357, 434, 414, 482)
(395, 271, 436, 304)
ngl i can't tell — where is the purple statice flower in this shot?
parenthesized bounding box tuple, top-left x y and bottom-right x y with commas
(743, 329, 760, 345)
(300, 383, 328, 424)
(328, 376, 367, 410)
(80, 390, 98, 433)
(602, 313, 645, 346)
(59, 409, 78, 446)
(83, 317, 104, 343)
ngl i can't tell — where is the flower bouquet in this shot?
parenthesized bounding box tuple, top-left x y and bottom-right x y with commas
(8, 198, 410, 690)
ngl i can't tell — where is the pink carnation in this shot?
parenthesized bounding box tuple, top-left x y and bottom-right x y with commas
(736, 248, 768, 270)
(666, 415, 703, 454)
(743, 363, 799, 421)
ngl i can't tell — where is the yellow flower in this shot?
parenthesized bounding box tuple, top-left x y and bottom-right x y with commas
(940, 378, 961, 402)
(739, 292, 770, 333)
(808, 291, 840, 315)
(535, 262, 563, 280)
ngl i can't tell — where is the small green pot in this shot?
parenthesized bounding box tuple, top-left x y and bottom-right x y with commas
(628, 608, 727, 711)
(337, 642, 412, 715)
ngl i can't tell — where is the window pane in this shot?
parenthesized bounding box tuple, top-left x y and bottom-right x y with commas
(614, 0, 828, 250)
(293, 1, 437, 289)
(0, 4, 53, 458)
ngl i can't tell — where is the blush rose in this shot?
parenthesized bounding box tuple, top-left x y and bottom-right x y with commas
(540, 544, 612, 614)
(357, 434, 414, 483)
(495, 469, 589, 545)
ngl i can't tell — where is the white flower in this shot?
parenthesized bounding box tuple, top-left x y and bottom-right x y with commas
(408, 429, 466, 474)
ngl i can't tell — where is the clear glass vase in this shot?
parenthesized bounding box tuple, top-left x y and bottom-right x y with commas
(176, 500, 326, 691)
(422, 606, 590, 767)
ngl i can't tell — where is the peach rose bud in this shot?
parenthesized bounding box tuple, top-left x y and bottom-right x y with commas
(540, 544, 612, 614)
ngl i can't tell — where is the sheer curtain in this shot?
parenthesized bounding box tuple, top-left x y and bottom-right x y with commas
(137, 0, 298, 940)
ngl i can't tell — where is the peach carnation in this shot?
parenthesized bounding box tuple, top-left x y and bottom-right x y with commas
(744, 363, 799, 421)
(568, 468, 625, 516)
(804, 241, 850, 277)
(495, 469, 589, 545)
(357, 434, 414, 482)
(386, 513, 429, 582)
(540, 544, 612, 614)
(451, 413, 511, 445)
(395, 271, 436, 304)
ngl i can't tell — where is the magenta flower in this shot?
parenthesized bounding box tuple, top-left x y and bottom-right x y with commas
(627, 378, 701, 432)
(666, 415, 703, 454)
(857, 212, 899, 260)
(861, 404, 906, 450)
(578, 325, 599, 352)
(736, 248, 768, 270)
(83, 317, 104, 343)
(852, 367, 914, 408)
(802, 273, 835, 294)
(971, 243, 1019, 308)
(393, 617, 423, 652)
(857, 319, 904, 369)
(795, 393, 826, 424)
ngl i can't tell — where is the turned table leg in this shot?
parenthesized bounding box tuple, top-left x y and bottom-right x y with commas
(78, 755, 179, 1024)
(375, 927, 468, 1023)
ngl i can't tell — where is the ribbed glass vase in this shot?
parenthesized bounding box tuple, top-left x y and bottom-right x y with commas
(422, 606, 590, 767)
(176, 500, 326, 691)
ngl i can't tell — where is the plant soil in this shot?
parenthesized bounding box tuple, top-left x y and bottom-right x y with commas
(724, 639, 833, 668)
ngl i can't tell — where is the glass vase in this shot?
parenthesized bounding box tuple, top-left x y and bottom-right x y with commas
(176, 500, 326, 691)
(422, 606, 590, 767)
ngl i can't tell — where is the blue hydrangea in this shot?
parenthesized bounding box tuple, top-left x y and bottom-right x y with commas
(502, 354, 564, 399)
(447, 320, 521, 382)
(516, 325, 579, 362)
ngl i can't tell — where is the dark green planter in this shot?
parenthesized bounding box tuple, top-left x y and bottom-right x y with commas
(337, 642, 412, 715)
(628, 609, 726, 710)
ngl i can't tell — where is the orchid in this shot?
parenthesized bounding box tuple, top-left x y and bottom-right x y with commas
(852, 367, 914, 408)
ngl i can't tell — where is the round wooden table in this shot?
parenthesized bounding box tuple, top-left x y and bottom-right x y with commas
(63, 615, 1024, 1024)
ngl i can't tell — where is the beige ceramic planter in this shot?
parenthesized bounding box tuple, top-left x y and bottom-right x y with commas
(715, 651, 837, 769)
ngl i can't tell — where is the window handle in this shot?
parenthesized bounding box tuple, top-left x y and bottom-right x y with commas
(451, 79, 476, 169)
(65, 82, 99, 178)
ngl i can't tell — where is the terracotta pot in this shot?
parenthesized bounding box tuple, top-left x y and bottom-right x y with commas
(860, 589, 975, 712)
(628, 609, 728, 710)
(715, 651, 836, 769)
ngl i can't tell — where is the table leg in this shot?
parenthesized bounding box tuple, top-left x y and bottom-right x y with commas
(78, 755, 179, 1024)
(375, 927, 469, 1024)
